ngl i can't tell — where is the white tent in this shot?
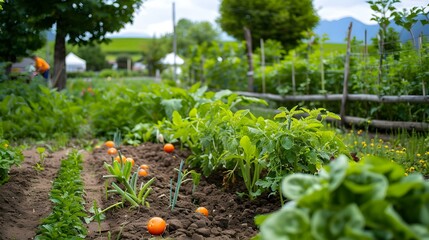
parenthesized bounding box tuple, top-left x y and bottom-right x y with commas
(161, 52, 184, 65)
(66, 52, 86, 72)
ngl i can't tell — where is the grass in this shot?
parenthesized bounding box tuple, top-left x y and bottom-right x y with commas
(341, 128, 429, 176)
(100, 38, 152, 53)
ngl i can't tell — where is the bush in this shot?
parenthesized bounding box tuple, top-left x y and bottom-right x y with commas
(0, 139, 24, 185)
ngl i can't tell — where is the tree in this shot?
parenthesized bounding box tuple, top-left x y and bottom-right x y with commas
(392, 6, 422, 46)
(16, 0, 145, 90)
(175, 19, 219, 57)
(0, 0, 45, 71)
(142, 35, 170, 76)
(77, 45, 109, 71)
(218, 0, 319, 51)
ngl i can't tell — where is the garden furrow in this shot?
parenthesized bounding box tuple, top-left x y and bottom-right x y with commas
(82, 150, 111, 238)
(0, 148, 68, 240)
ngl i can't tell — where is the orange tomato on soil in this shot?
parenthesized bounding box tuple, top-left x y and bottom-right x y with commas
(138, 169, 148, 177)
(114, 155, 127, 163)
(105, 140, 115, 148)
(107, 148, 118, 155)
(147, 217, 166, 235)
(196, 207, 209, 217)
(126, 157, 135, 166)
(163, 143, 175, 153)
(140, 164, 150, 170)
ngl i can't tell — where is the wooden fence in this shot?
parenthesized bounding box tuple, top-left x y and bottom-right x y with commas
(235, 22, 429, 131)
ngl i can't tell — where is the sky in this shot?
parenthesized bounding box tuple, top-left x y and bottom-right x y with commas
(108, 0, 428, 38)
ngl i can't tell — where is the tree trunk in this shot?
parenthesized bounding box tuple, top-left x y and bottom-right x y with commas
(243, 27, 254, 92)
(52, 26, 67, 91)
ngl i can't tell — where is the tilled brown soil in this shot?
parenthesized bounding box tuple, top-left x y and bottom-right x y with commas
(0, 143, 280, 240)
(88, 143, 280, 240)
(0, 148, 70, 240)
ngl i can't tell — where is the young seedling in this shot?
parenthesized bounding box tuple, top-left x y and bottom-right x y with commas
(34, 147, 47, 171)
(168, 154, 201, 211)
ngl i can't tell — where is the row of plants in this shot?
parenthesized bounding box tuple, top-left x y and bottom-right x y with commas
(149, 98, 348, 199)
(35, 150, 87, 239)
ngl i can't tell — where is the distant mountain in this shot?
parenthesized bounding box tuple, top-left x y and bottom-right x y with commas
(314, 17, 378, 43)
(315, 16, 429, 44)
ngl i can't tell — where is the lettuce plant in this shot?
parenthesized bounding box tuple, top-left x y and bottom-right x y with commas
(256, 155, 429, 239)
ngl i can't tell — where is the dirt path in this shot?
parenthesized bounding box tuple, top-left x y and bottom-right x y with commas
(82, 150, 111, 239)
(0, 149, 69, 240)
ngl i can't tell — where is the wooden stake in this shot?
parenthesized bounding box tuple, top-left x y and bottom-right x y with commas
(340, 22, 353, 126)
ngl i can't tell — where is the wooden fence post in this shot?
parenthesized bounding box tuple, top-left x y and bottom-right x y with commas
(244, 27, 254, 92)
(260, 38, 266, 93)
(292, 51, 296, 95)
(340, 22, 353, 126)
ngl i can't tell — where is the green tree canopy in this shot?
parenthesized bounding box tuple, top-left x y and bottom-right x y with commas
(16, 0, 145, 90)
(142, 35, 170, 76)
(218, 0, 319, 51)
(77, 45, 109, 71)
(0, 0, 44, 63)
(175, 18, 220, 57)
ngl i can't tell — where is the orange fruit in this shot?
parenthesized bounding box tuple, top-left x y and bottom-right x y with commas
(147, 217, 166, 235)
(140, 164, 150, 170)
(126, 157, 135, 166)
(138, 169, 148, 177)
(105, 140, 115, 148)
(196, 207, 209, 217)
(107, 148, 118, 155)
(163, 143, 175, 153)
(114, 155, 127, 163)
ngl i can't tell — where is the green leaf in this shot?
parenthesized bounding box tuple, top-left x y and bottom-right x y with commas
(329, 204, 365, 236)
(282, 173, 321, 201)
(280, 136, 293, 150)
(387, 174, 425, 198)
(240, 135, 256, 157)
(341, 171, 388, 204)
(260, 207, 311, 239)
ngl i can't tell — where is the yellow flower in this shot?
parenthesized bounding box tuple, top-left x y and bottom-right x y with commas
(404, 173, 408, 176)
(357, 129, 363, 135)
(409, 167, 415, 172)
(3, 144, 8, 148)
(384, 145, 389, 149)
(378, 139, 384, 143)
(416, 153, 421, 157)
(370, 143, 375, 147)
(419, 160, 425, 165)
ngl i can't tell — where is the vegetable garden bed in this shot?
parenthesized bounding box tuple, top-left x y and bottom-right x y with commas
(0, 143, 280, 239)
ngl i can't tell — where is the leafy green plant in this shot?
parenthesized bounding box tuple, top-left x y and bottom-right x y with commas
(224, 135, 264, 200)
(161, 102, 347, 199)
(0, 139, 24, 185)
(255, 155, 429, 239)
(35, 150, 87, 239)
(34, 147, 47, 171)
(103, 159, 155, 208)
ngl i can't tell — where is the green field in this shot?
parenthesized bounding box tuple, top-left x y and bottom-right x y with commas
(100, 38, 153, 53)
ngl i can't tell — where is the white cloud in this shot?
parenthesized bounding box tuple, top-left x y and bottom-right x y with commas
(111, 0, 428, 37)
